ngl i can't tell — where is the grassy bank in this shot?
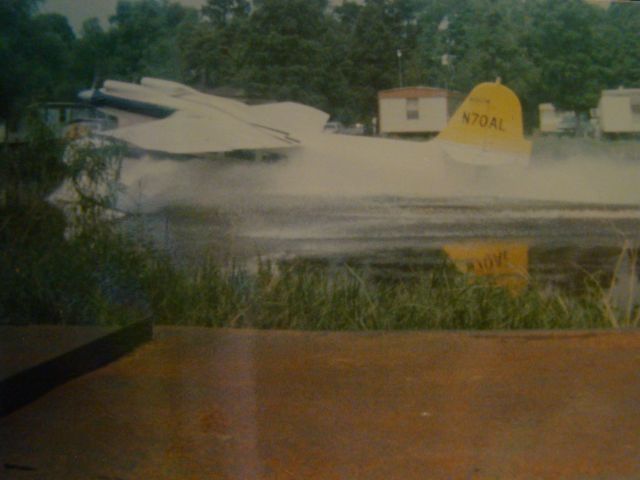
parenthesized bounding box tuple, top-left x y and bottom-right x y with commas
(5, 198, 635, 330)
(139, 255, 637, 330)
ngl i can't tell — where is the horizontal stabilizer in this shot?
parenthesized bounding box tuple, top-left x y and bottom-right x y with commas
(435, 82, 531, 167)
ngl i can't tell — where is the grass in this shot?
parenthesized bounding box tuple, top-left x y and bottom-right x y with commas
(1, 208, 151, 325)
(137, 253, 636, 331)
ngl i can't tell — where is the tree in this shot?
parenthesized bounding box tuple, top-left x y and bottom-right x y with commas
(179, 0, 251, 87)
(414, 0, 610, 128)
(341, 0, 421, 121)
(602, 3, 640, 89)
(1, 0, 43, 119)
(73, 18, 111, 88)
(32, 13, 78, 97)
(523, 0, 608, 113)
(179, 21, 228, 87)
(202, 0, 250, 28)
(236, 0, 337, 107)
(92, 0, 197, 81)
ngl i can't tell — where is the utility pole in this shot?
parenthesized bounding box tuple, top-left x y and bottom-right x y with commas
(438, 15, 451, 91)
(397, 49, 404, 87)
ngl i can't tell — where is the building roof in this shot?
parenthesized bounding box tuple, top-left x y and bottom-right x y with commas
(378, 86, 461, 99)
(601, 88, 640, 96)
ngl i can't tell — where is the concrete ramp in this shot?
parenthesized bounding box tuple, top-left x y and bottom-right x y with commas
(2, 327, 640, 478)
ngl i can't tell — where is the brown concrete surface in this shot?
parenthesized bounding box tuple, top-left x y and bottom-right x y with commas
(2, 326, 640, 479)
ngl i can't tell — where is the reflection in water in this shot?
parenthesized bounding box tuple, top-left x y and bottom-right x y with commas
(443, 242, 529, 293)
(125, 197, 640, 293)
(113, 141, 640, 292)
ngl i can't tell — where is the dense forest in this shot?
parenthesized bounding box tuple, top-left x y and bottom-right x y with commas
(2, 0, 640, 129)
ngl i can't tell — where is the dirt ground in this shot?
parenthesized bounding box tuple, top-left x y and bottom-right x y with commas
(2, 326, 640, 479)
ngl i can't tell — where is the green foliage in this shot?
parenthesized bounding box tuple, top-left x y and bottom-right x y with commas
(60, 140, 125, 230)
(522, 0, 609, 112)
(180, 0, 638, 125)
(178, 11, 243, 87)
(603, 3, 640, 88)
(239, 0, 335, 106)
(5, 0, 639, 129)
(0, 116, 67, 199)
(0, 1, 77, 121)
(70, 0, 198, 86)
(341, 0, 416, 119)
(0, 211, 151, 325)
(138, 258, 623, 331)
(202, 0, 250, 28)
(0, 112, 157, 326)
(415, 0, 616, 122)
(102, 0, 197, 81)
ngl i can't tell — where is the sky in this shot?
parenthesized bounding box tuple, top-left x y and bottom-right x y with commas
(41, 0, 208, 32)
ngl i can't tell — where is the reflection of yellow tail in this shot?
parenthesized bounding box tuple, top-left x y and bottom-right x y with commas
(436, 81, 531, 167)
(443, 241, 529, 294)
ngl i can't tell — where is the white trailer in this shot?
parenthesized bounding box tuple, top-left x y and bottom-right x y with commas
(538, 103, 578, 135)
(378, 87, 462, 136)
(596, 88, 640, 136)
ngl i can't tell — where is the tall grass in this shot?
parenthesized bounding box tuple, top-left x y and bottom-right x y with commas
(585, 240, 640, 329)
(141, 256, 631, 331)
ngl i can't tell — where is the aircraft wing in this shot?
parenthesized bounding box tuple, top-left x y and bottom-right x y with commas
(250, 102, 330, 138)
(86, 77, 329, 155)
(134, 78, 329, 136)
(100, 110, 300, 155)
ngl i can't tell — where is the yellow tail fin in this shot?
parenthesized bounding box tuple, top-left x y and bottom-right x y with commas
(436, 81, 531, 166)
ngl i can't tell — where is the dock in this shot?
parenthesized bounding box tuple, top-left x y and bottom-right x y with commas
(2, 326, 640, 478)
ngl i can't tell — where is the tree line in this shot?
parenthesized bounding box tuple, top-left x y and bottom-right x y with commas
(2, 0, 640, 130)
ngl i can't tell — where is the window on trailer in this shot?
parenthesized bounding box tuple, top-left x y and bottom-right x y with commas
(406, 98, 419, 120)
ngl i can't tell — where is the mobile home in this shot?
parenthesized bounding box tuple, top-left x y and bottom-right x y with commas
(538, 103, 578, 135)
(596, 88, 640, 137)
(378, 87, 462, 136)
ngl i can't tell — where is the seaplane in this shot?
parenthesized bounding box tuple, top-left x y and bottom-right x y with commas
(78, 77, 532, 167)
